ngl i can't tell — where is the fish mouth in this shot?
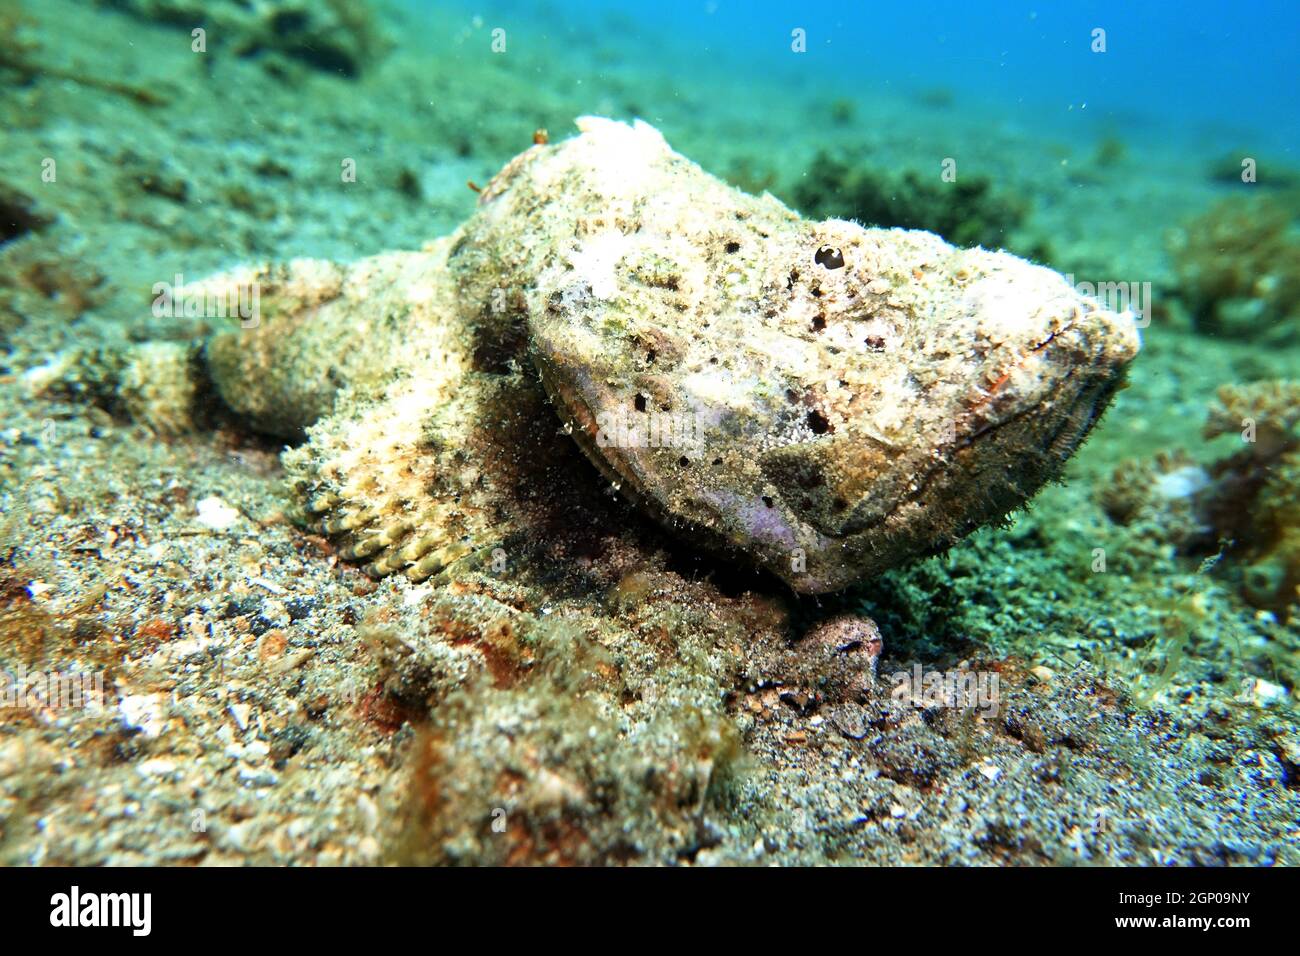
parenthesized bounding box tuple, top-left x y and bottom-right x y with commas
(779, 368, 1129, 594)
(774, 302, 1134, 537)
(865, 365, 1124, 539)
(532, 283, 1140, 595)
(821, 303, 1138, 567)
(760, 302, 1140, 592)
(531, 347, 677, 526)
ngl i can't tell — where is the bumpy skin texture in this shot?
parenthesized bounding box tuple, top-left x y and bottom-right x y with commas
(65, 118, 1142, 592)
(463, 118, 1141, 590)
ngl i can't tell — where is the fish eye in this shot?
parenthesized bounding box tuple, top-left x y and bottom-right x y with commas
(815, 245, 845, 269)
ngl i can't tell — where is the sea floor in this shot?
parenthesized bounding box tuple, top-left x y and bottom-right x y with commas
(0, 0, 1296, 864)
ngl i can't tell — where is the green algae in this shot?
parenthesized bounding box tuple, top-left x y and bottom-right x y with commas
(1168, 195, 1300, 343)
(789, 150, 1032, 252)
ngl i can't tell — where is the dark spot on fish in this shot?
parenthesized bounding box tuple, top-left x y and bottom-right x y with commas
(815, 246, 845, 269)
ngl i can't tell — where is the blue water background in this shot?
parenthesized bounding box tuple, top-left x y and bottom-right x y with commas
(421, 0, 1299, 155)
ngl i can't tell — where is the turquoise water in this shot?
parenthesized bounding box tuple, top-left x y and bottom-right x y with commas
(429, 0, 1299, 152)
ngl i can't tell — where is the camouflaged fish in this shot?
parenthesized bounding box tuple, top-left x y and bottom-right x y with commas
(33, 118, 1141, 592)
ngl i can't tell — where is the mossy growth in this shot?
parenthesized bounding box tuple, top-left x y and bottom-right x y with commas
(98, 0, 392, 79)
(1097, 381, 1300, 623)
(0, 566, 124, 687)
(723, 155, 778, 196)
(788, 152, 1033, 254)
(0, 0, 37, 76)
(387, 629, 745, 865)
(1167, 196, 1300, 343)
(828, 98, 856, 125)
(1201, 381, 1300, 618)
(1092, 135, 1127, 168)
(1, 0, 165, 105)
(0, 183, 58, 340)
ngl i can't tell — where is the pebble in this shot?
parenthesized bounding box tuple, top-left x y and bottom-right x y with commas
(118, 693, 167, 738)
(136, 758, 177, 778)
(228, 702, 252, 731)
(195, 495, 241, 530)
(238, 766, 279, 787)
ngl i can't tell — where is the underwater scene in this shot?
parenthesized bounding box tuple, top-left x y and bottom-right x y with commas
(0, 0, 1297, 871)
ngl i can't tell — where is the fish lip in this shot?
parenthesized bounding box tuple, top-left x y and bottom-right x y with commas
(846, 319, 1136, 538)
(781, 366, 1130, 595)
(531, 346, 672, 521)
(533, 345, 811, 578)
(807, 308, 1123, 539)
(802, 303, 1140, 555)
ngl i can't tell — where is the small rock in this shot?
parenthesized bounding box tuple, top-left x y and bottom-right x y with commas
(118, 693, 167, 738)
(227, 702, 252, 731)
(238, 765, 278, 787)
(284, 597, 317, 621)
(195, 496, 241, 530)
(136, 758, 177, 778)
(257, 629, 289, 661)
(269, 648, 315, 674)
(1247, 678, 1288, 707)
